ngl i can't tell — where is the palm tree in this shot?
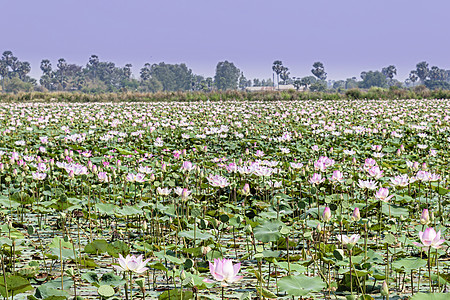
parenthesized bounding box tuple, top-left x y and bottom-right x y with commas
(272, 60, 283, 90)
(40, 59, 52, 76)
(57, 58, 67, 89)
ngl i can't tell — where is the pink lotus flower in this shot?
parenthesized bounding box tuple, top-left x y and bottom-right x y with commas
(309, 173, 325, 185)
(207, 174, 230, 188)
(330, 170, 344, 183)
(413, 227, 445, 250)
(337, 234, 360, 249)
(203, 258, 243, 287)
(375, 187, 394, 202)
(357, 179, 378, 190)
(114, 254, 150, 274)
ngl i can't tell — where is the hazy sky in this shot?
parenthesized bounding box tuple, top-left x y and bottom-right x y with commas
(2, 0, 449, 81)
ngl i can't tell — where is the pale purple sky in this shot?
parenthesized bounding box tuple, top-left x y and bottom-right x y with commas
(2, 0, 449, 81)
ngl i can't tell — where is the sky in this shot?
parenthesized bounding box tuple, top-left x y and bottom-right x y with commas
(1, 0, 449, 81)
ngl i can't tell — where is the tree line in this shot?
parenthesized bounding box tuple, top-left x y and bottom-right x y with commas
(0, 50, 449, 93)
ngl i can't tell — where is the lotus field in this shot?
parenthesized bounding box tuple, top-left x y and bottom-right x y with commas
(1, 99, 450, 300)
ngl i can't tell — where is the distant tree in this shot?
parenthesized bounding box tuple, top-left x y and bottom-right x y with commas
(238, 72, 249, 90)
(345, 77, 358, 89)
(0, 61, 7, 91)
(360, 71, 367, 80)
(428, 66, 447, 82)
(311, 62, 327, 80)
(280, 67, 290, 84)
(16, 61, 31, 80)
(293, 77, 301, 91)
(415, 61, 429, 83)
(56, 58, 67, 89)
(359, 71, 387, 88)
(124, 64, 132, 80)
(40, 59, 52, 76)
(140, 63, 151, 81)
(87, 55, 100, 82)
(309, 81, 327, 92)
(300, 76, 317, 90)
(253, 78, 261, 86)
(272, 60, 284, 89)
(381, 65, 397, 86)
(332, 80, 345, 91)
(149, 62, 194, 91)
(214, 60, 240, 90)
(408, 71, 418, 87)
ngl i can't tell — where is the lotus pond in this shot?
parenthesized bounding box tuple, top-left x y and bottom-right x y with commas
(0, 99, 449, 300)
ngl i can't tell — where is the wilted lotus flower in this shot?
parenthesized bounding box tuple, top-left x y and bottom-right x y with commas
(203, 258, 243, 287)
(322, 207, 331, 222)
(420, 209, 430, 225)
(413, 227, 445, 250)
(114, 254, 150, 274)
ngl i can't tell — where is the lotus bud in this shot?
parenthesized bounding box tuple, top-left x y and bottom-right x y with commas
(180, 269, 186, 280)
(396, 149, 401, 156)
(49, 159, 54, 166)
(245, 148, 250, 155)
(182, 149, 186, 156)
(420, 209, 430, 225)
(161, 163, 167, 172)
(13, 169, 18, 177)
(69, 150, 73, 156)
(352, 157, 357, 165)
(203, 145, 207, 152)
(64, 149, 69, 156)
(430, 211, 435, 222)
(381, 280, 389, 296)
(92, 165, 97, 173)
(117, 160, 122, 168)
(150, 173, 155, 182)
(21, 171, 26, 177)
(351, 207, 361, 222)
(322, 207, 331, 222)
(0, 163, 3, 171)
(422, 162, 427, 170)
(242, 183, 250, 196)
(68, 170, 74, 179)
(329, 147, 333, 153)
(400, 144, 405, 152)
